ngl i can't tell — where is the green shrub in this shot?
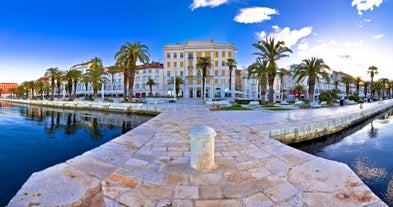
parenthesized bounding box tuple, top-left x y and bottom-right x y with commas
(348, 94, 360, 102)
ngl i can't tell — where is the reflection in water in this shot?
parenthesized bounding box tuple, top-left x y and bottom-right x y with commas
(0, 102, 153, 206)
(17, 104, 151, 140)
(354, 158, 387, 180)
(292, 109, 393, 206)
(368, 122, 378, 138)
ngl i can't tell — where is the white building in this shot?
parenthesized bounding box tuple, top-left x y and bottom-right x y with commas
(163, 40, 236, 99)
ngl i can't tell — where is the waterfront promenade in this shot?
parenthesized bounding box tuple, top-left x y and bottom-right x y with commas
(6, 99, 392, 206)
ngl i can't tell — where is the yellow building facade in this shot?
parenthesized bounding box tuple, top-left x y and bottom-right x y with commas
(163, 40, 236, 99)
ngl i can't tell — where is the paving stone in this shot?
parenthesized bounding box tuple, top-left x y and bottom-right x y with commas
(66, 154, 117, 179)
(174, 186, 199, 199)
(116, 191, 156, 207)
(139, 182, 172, 198)
(244, 192, 274, 207)
(163, 173, 189, 185)
(190, 173, 223, 185)
(102, 179, 136, 200)
(263, 181, 299, 203)
(200, 185, 224, 199)
(106, 173, 141, 189)
(195, 199, 242, 207)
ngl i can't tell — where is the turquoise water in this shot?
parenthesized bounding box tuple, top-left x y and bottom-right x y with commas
(292, 109, 393, 206)
(0, 102, 152, 206)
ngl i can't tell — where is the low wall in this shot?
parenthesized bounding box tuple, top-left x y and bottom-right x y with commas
(2, 99, 164, 115)
(268, 102, 393, 144)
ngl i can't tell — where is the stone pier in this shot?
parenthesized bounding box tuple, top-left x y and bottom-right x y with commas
(7, 99, 392, 206)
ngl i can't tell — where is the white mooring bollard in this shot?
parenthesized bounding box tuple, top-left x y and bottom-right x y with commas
(189, 126, 216, 170)
(287, 111, 295, 120)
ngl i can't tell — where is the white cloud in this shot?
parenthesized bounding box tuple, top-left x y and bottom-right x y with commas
(363, 18, 371, 23)
(190, 0, 228, 10)
(256, 26, 313, 48)
(351, 0, 383, 15)
(234, 7, 278, 24)
(372, 33, 384, 40)
(345, 41, 364, 47)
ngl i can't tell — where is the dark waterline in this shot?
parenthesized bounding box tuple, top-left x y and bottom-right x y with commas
(0, 102, 153, 206)
(292, 109, 393, 206)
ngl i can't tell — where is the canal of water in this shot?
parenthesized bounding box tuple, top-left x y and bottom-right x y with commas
(292, 109, 393, 206)
(0, 101, 153, 206)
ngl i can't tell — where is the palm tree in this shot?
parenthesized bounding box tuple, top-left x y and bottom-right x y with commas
(379, 78, 389, 99)
(106, 66, 119, 97)
(87, 57, 106, 99)
(44, 67, 60, 101)
(389, 81, 393, 98)
(277, 68, 287, 100)
(9, 88, 16, 99)
(0, 88, 3, 98)
(293, 57, 331, 102)
(294, 84, 305, 99)
(363, 81, 369, 99)
(247, 59, 268, 104)
(373, 80, 383, 99)
(253, 37, 292, 104)
(334, 80, 339, 90)
(196, 56, 213, 99)
(353, 76, 362, 95)
(225, 58, 237, 97)
(114, 41, 150, 102)
(341, 75, 354, 98)
(55, 71, 64, 99)
(146, 78, 156, 96)
(26, 80, 36, 99)
(66, 68, 83, 99)
(367, 66, 378, 98)
(34, 79, 46, 99)
(63, 70, 74, 98)
(169, 76, 185, 98)
(81, 73, 91, 97)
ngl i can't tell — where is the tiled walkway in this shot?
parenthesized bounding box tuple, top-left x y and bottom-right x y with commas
(8, 100, 391, 207)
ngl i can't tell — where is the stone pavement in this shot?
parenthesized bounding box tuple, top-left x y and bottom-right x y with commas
(8, 100, 392, 207)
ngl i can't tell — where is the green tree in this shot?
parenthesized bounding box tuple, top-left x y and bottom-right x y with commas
(55, 71, 64, 99)
(0, 88, 3, 98)
(226, 58, 237, 97)
(169, 76, 185, 97)
(44, 67, 60, 101)
(277, 68, 287, 100)
(341, 75, 354, 98)
(247, 59, 268, 104)
(253, 37, 292, 104)
(334, 80, 339, 90)
(26, 81, 36, 99)
(294, 84, 305, 99)
(34, 79, 47, 99)
(379, 78, 389, 99)
(353, 76, 362, 95)
(86, 57, 107, 99)
(363, 81, 369, 98)
(367, 66, 378, 98)
(196, 56, 213, 99)
(106, 66, 119, 97)
(146, 78, 156, 96)
(114, 41, 150, 102)
(293, 57, 331, 102)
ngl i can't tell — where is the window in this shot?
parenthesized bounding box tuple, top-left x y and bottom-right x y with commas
(155, 76, 159, 81)
(222, 70, 225, 76)
(205, 51, 211, 56)
(228, 51, 232, 58)
(148, 69, 152, 73)
(180, 62, 184, 67)
(180, 53, 184, 58)
(167, 71, 171, 77)
(197, 52, 202, 58)
(215, 52, 218, 58)
(222, 61, 225, 66)
(222, 51, 225, 57)
(166, 53, 170, 58)
(135, 84, 139, 89)
(156, 69, 159, 73)
(215, 79, 219, 84)
(215, 61, 218, 67)
(214, 70, 218, 76)
(143, 70, 147, 74)
(142, 83, 146, 89)
(167, 62, 170, 67)
(174, 62, 177, 67)
(174, 53, 177, 58)
(180, 71, 184, 77)
(188, 54, 193, 59)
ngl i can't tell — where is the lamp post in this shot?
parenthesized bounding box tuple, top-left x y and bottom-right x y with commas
(173, 71, 177, 101)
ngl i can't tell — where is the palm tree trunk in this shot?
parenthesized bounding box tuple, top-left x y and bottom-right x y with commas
(308, 85, 314, 102)
(202, 76, 205, 99)
(123, 69, 129, 101)
(268, 74, 275, 104)
(128, 68, 135, 102)
(229, 68, 232, 96)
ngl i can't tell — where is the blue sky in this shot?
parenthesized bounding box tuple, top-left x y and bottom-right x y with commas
(0, 0, 392, 84)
